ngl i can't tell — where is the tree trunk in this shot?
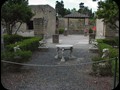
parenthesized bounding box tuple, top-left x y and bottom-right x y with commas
(14, 22, 22, 34)
(1, 27, 5, 52)
(6, 23, 12, 35)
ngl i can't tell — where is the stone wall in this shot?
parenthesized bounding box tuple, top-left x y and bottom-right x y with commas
(96, 19, 105, 39)
(105, 22, 119, 38)
(16, 5, 56, 37)
(58, 18, 90, 34)
(96, 19, 119, 39)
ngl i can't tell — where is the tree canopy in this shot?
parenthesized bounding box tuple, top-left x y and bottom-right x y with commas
(55, 0, 65, 17)
(78, 2, 94, 18)
(1, 0, 34, 35)
(95, 0, 119, 29)
(55, 1, 94, 17)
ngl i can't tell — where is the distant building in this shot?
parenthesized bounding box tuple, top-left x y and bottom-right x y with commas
(57, 12, 90, 34)
(15, 5, 56, 37)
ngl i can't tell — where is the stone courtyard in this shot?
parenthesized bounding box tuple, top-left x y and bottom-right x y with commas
(1, 35, 113, 90)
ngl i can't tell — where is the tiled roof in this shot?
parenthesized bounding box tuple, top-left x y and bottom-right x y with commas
(64, 12, 89, 18)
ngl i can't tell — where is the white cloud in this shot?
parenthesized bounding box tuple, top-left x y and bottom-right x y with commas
(28, 0, 98, 12)
(28, 0, 49, 5)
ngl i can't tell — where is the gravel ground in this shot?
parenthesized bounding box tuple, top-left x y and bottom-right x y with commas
(1, 35, 113, 90)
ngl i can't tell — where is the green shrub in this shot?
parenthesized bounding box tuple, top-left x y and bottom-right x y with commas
(93, 40, 119, 77)
(92, 56, 102, 74)
(59, 28, 64, 34)
(97, 43, 112, 56)
(2, 50, 32, 62)
(4, 34, 24, 46)
(109, 48, 119, 58)
(1, 51, 15, 61)
(97, 38, 118, 46)
(6, 37, 42, 52)
(19, 37, 42, 51)
(3, 34, 34, 46)
(97, 42, 119, 58)
(14, 50, 32, 63)
(1, 50, 32, 71)
(102, 39, 116, 46)
(96, 39, 104, 43)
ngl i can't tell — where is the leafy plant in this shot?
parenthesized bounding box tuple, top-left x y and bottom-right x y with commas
(96, 0, 119, 30)
(6, 37, 42, 51)
(2, 50, 32, 62)
(59, 28, 64, 34)
(14, 50, 32, 62)
(92, 39, 119, 77)
(1, 0, 34, 35)
(1, 50, 32, 71)
(4, 34, 24, 46)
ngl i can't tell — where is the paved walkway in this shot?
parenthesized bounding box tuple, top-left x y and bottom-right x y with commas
(1, 35, 113, 90)
(47, 35, 90, 48)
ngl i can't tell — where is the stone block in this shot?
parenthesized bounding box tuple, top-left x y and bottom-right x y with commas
(52, 34, 59, 43)
(38, 47, 49, 52)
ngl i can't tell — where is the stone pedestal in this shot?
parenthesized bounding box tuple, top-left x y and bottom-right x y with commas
(52, 34, 59, 43)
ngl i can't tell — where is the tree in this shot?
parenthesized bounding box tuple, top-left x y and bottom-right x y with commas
(55, 0, 65, 17)
(71, 8, 77, 13)
(1, 0, 34, 35)
(95, 0, 119, 30)
(79, 2, 84, 9)
(78, 2, 93, 18)
(64, 8, 71, 15)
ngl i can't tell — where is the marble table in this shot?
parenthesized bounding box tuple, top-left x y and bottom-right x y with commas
(55, 44, 73, 62)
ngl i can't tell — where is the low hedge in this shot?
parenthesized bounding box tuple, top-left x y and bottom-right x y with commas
(2, 50, 32, 62)
(97, 41, 119, 58)
(6, 37, 42, 52)
(1, 50, 32, 71)
(4, 34, 24, 46)
(3, 34, 34, 46)
(92, 39, 119, 77)
(97, 42, 112, 56)
(97, 38, 119, 46)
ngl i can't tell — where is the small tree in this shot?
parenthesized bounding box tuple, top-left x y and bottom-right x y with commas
(1, 0, 34, 35)
(55, 0, 65, 17)
(95, 0, 119, 30)
(78, 2, 93, 18)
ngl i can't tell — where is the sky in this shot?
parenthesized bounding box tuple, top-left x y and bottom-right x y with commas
(28, 0, 99, 12)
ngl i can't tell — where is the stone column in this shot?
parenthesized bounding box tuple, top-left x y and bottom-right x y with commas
(53, 16, 59, 43)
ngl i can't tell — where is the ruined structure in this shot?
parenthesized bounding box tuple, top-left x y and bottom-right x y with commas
(63, 12, 89, 34)
(16, 5, 56, 37)
(96, 19, 119, 39)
